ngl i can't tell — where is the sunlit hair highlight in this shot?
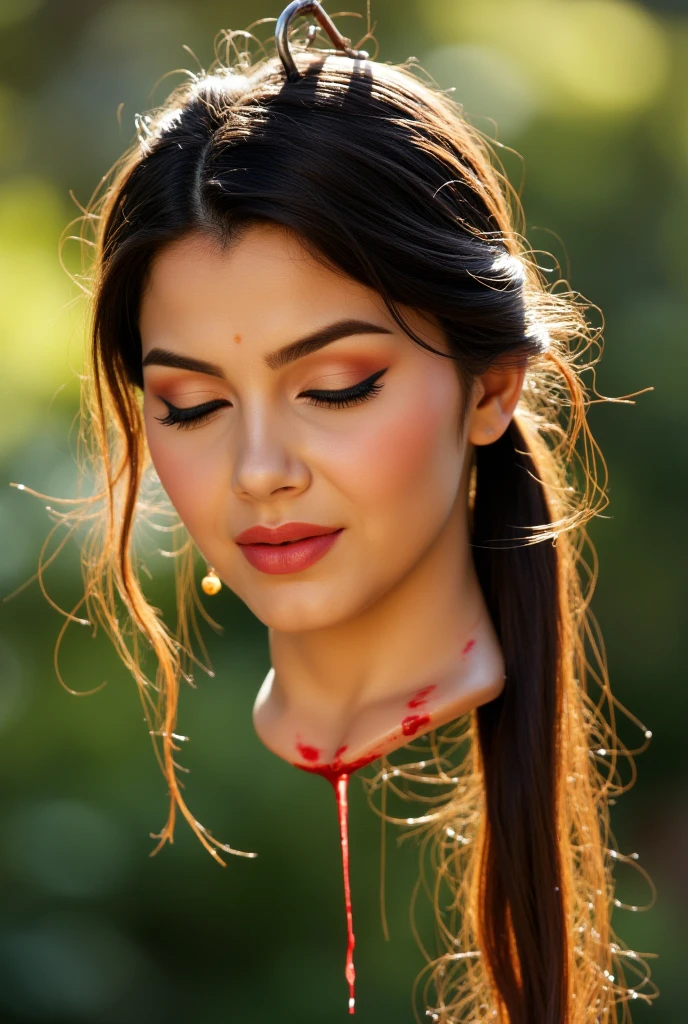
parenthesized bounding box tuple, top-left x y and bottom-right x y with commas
(9, 16, 657, 1024)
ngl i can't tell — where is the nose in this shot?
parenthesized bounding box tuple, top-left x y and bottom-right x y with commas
(231, 407, 311, 502)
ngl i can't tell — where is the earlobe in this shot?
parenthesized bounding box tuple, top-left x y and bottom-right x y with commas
(467, 363, 526, 447)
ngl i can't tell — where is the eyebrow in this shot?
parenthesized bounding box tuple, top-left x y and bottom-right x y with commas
(141, 318, 394, 378)
(141, 349, 226, 379)
(265, 318, 394, 370)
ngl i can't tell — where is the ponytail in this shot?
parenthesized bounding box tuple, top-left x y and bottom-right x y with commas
(472, 417, 566, 1023)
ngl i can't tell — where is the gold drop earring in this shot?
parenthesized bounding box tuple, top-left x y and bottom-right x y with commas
(201, 565, 222, 595)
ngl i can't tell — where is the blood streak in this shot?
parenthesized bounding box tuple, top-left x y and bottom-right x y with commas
(401, 713, 431, 737)
(407, 683, 436, 709)
(462, 638, 476, 656)
(296, 749, 380, 1014)
(296, 742, 321, 762)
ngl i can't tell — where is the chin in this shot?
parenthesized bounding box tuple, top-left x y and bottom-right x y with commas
(240, 584, 369, 634)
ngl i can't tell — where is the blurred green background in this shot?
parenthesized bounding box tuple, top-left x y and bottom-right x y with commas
(0, 0, 685, 1021)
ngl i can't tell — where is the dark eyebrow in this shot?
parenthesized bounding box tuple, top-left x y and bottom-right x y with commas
(264, 318, 394, 370)
(141, 349, 227, 379)
(141, 318, 394, 379)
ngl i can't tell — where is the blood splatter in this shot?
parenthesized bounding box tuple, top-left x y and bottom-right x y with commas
(462, 638, 476, 656)
(335, 745, 348, 761)
(296, 742, 321, 762)
(401, 713, 431, 737)
(295, 750, 380, 1014)
(407, 683, 436, 709)
(298, 751, 380, 787)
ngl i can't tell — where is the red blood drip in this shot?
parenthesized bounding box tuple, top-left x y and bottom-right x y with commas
(401, 713, 431, 737)
(407, 683, 436, 709)
(336, 774, 356, 1013)
(296, 742, 321, 762)
(335, 744, 348, 760)
(462, 638, 476, 656)
(295, 751, 380, 1014)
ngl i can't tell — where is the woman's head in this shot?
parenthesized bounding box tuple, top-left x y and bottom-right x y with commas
(139, 223, 524, 632)
(38, 32, 648, 1024)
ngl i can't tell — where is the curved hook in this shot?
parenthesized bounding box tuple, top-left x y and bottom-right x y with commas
(275, 0, 369, 83)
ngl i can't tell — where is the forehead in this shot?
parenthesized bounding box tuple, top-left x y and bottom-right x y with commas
(139, 224, 385, 345)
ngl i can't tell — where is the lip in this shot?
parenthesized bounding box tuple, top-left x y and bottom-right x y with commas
(235, 522, 340, 545)
(235, 522, 343, 575)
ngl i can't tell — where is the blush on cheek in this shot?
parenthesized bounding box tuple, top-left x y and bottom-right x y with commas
(145, 431, 222, 538)
(336, 385, 460, 508)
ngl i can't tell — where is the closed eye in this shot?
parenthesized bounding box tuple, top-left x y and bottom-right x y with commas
(298, 367, 388, 408)
(154, 398, 231, 430)
(153, 367, 388, 428)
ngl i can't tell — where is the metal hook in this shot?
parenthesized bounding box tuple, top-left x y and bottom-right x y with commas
(275, 0, 369, 84)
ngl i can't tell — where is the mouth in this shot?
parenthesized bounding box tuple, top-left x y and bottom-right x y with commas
(235, 522, 344, 575)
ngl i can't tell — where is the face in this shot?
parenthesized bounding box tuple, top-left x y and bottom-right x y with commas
(139, 224, 470, 632)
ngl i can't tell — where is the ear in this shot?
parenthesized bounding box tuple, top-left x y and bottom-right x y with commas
(466, 360, 526, 446)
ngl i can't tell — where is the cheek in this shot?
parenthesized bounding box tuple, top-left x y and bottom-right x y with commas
(324, 374, 464, 525)
(144, 421, 227, 537)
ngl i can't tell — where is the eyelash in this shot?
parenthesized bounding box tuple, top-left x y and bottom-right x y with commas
(154, 368, 388, 430)
(300, 367, 387, 409)
(154, 399, 230, 431)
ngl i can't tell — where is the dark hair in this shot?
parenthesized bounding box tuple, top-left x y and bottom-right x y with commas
(37, 42, 652, 1024)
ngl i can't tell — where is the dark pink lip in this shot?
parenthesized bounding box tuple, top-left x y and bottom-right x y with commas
(235, 522, 340, 545)
(235, 522, 343, 575)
